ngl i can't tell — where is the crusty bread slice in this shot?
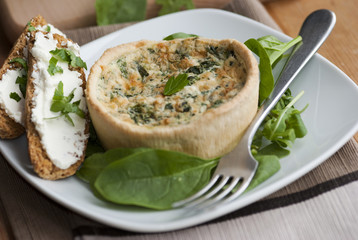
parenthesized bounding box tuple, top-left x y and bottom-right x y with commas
(26, 32, 89, 180)
(0, 15, 47, 139)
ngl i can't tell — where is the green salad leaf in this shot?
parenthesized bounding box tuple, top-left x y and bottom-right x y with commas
(163, 73, 189, 96)
(156, 0, 195, 16)
(78, 148, 151, 184)
(85, 123, 105, 158)
(245, 155, 281, 192)
(251, 90, 308, 164)
(244, 35, 302, 105)
(257, 35, 302, 67)
(244, 39, 274, 106)
(78, 148, 218, 210)
(95, 0, 147, 26)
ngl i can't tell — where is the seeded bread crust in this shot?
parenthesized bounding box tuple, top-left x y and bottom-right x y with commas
(0, 15, 46, 139)
(26, 32, 89, 180)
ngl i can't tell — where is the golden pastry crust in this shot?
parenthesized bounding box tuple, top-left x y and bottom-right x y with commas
(87, 38, 259, 159)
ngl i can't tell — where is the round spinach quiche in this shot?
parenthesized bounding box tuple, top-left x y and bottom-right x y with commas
(87, 37, 259, 159)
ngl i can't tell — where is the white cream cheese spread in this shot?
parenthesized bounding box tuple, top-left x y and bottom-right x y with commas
(0, 68, 26, 124)
(0, 24, 65, 126)
(30, 31, 87, 169)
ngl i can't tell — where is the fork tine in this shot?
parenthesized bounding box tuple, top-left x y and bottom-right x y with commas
(223, 176, 253, 203)
(183, 176, 231, 208)
(192, 177, 242, 210)
(172, 174, 221, 208)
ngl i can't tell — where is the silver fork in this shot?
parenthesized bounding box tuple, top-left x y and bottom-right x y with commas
(173, 9, 336, 209)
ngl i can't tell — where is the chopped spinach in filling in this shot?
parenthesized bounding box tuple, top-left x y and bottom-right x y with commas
(97, 38, 247, 126)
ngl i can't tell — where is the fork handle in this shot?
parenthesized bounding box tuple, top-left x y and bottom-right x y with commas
(247, 9, 336, 144)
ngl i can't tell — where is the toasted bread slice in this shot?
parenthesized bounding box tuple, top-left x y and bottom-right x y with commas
(26, 31, 89, 180)
(0, 15, 47, 139)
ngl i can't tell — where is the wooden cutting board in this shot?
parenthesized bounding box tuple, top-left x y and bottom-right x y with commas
(0, 0, 234, 43)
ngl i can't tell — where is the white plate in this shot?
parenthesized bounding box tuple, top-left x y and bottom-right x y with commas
(1, 9, 358, 233)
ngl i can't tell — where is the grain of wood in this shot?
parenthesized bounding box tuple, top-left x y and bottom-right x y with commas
(264, 0, 358, 141)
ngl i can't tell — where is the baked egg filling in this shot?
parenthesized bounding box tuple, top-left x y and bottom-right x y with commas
(96, 38, 247, 126)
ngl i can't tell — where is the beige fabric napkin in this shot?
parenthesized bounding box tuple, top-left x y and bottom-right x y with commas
(0, 0, 357, 239)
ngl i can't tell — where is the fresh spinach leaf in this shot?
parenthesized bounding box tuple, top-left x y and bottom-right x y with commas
(244, 38, 274, 105)
(77, 148, 152, 184)
(245, 155, 281, 192)
(245, 35, 302, 105)
(95, 0, 147, 26)
(85, 122, 105, 158)
(156, 0, 194, 16)
(163, 32, 198, 40)
(163, 73, 189, 96)
(93, 149, 218, 210)
(257, 35, 302, 67)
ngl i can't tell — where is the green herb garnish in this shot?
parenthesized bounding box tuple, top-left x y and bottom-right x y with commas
(49, 48, 87, 70)
(27, 22, 36, 32)
(95, 0, 147, 25)
(156, 0, 195, 16)
(9, 58, 28, 100)
(9, 92, 21, 102)
(15, 76, 27, 98)
(47, 57, 63, 76)
(47, 81, 85, 126)
(163, 32, 198, 40)
(163, 73, 189, 96)
(46, 25, 51, 32)
(9, 58, 28, 71)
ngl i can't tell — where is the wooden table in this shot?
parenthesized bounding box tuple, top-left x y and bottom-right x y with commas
(265, 0, 358, 142)
(0, 0, 358, 239)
